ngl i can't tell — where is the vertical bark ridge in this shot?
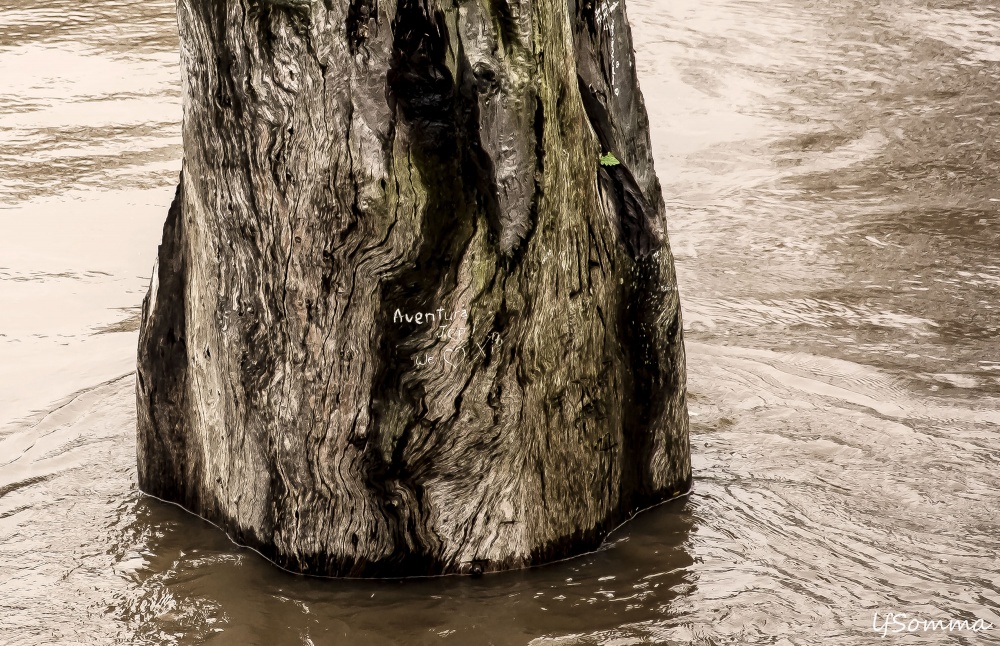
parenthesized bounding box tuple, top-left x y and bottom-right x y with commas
(137, 181, 197, 509)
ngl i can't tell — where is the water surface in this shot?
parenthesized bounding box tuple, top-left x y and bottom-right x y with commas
(2, 0, 999, 644)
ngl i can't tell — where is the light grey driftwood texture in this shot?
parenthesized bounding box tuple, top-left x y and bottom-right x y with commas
(137, 0, 691, 577)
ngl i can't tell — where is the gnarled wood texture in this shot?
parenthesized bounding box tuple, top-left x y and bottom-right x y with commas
(137, 0, 691, 577)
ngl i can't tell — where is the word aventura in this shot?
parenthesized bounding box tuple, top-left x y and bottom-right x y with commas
(393, 308, 469, 326)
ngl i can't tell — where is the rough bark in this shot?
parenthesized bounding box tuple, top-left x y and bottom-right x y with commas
(137, 0, 691, 577)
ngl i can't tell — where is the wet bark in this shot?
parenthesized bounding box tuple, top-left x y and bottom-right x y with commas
(137, 0, 691, 577)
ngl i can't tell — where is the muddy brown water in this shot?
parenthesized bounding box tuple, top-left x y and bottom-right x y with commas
(2, 0, 999, 644)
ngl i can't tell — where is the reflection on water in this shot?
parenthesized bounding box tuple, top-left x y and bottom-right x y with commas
(1, 0, 1000, 644)
(0, 0, 179, 204)
(0, 0, 179, 425)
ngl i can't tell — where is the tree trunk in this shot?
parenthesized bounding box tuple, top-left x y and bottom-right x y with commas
(137, 0, 691, 577)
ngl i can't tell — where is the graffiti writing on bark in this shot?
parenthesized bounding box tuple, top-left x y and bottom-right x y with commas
(393, 308, 508, 368)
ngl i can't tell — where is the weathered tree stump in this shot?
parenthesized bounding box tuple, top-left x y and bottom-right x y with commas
(137, 0, 691, 577)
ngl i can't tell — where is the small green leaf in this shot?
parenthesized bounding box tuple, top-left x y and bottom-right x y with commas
(599, 152, 621, 167)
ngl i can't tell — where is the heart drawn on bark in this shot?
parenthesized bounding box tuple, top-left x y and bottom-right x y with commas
(442, 346, 467, 367)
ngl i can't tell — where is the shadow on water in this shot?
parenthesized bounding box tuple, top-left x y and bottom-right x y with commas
(119, 495, 697, 645)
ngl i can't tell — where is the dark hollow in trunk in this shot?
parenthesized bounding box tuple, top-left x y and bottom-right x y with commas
(137, 0, 691, 577)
